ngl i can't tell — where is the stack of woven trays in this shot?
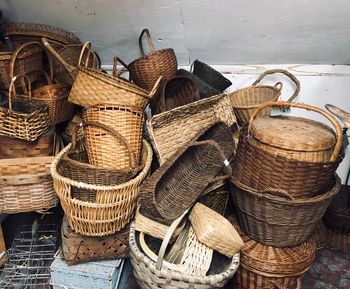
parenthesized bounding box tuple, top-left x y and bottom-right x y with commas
(229, 101, 344, 289)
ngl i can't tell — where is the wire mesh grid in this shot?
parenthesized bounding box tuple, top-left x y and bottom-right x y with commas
(0, 222, 58, 289)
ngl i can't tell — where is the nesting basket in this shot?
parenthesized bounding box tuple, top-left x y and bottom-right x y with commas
(128, 29, 177, 90)
(229, 69, 300, 125)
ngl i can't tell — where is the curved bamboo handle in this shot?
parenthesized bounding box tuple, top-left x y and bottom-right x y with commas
(8, 74, 32, 113)
(252, 69, 300, 102)
(148, 76, 163, 99)
(28, 69, 52, 85)
(325, 104, 350, 129)
(112, 57, 130, 78)
(139, 28, 155, 56)
(77, 41, 98, 68)
(72, 121, 137, 169)
(247, 101, 343, 163)
(259, 188, 295, 202)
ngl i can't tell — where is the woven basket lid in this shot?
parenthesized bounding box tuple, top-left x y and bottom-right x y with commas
(251, 116, 336, 152)
(228, 216, 316, 277)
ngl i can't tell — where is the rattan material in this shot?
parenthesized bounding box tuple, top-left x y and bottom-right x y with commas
(327, 229, 350, 254)
(232, 129, 343, 198)
(189, 203, 243, 257)
(51, 139, 152, 237)
(229, 69, 300, 125)
(128, 29, 177, 91)
(229, 175, 341, 247)
(146, 93, 236, 165)
(310, 222, 328, 252)
(325, 104, 350, 129)
(0, 127, 55, 158)
(199, 181, 229, 215)
(229, 216, 315, 289)
(151, 76, 200, 115)
(139, 135, 233, 225)
(60, 217, 129, 265)
(192, 59, 232, 92)
(82, 105, 145, 169)
(0, 74, 51, 141)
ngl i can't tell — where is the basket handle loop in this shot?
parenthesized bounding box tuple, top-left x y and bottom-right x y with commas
(72, 121, 137, 169)
(156, 208, 190, 270)
(112, 57, 130, 78)
(139, 28, 155, 56)
(252, 69, 300, 102)
(259, 188, 294, 202)
(77, 41, 97, 67)
(8, 74, 32, 113)
(274, 81, 283, 92)
(325, 104, 350, 129)
(247, 101, 343, 163)
(27, 69, 53, 85)
(148, 76, 163, 99)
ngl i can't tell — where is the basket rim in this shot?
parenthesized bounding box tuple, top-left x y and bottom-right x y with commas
(128, 48, 176, 67)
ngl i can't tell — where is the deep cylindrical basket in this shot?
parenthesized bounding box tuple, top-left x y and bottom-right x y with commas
(229, 175, 341, 247)
(128, 29, 177, 91)
(192, 59, 232, 92)
(0, 74, 51, 141)
(232, 128, 343, 198)
(146, 93, 236, 165)
(60, 217, 129, 265)
(151, 75, 200, 115)
(229, 69, 300, 125)
(82, 105, 145, 169)
(50, 139, 152, 237)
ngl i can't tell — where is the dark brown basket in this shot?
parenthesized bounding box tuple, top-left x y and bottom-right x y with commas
(60, 217, 129, 265)
(128, 29, 177, 91)
(140, 122, 234, 225)
(323, 185, 350, 233)
(151, 76, 200, 115)
(192, 59, 232, 92)
(232, 130, 343, 198)
(229, 175, 341, 247)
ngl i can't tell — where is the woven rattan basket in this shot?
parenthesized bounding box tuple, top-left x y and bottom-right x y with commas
(60, 217, 129, 265)
(147, 93, 236, 165)
(51, 139, 152, 237)
(128, 29, 177, 91)
(229, 69, 300, 125)
(229, 175, 341, 247)
(327, 229, 350, 255)
(229, 217, 315, 289)
(82, 105, 144, 169)
(310, 222, 328, 252)
(0, 74, 51, 141)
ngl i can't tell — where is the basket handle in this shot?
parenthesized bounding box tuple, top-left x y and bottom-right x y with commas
(72, 121, 137, 169)
(259, 188, 295, 202)
(156, 208, 190, 270)
(139, 28, 155, 56)
(325, 104, 350, 129)
(148, 76, 163, 99)
(247, 101, 343, 163)
(77, 41, 98, 68)
(112, 56, 130, 79)
(8, 74, 32, 113)
(252, 69, 300, 102)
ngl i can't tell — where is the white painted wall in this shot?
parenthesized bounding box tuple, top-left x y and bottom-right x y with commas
(1, 0, 350, 65)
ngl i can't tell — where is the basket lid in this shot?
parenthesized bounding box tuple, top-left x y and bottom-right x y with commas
(251, 116, 336, 152)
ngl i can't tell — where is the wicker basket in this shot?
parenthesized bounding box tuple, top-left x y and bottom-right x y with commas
(229, 69, 300, 125)
(130, 212, 240, 289)
(0, 74, 51, 141)
(51, 139, 152, 237)
(82, 105, 145, 169)
(140, 126, 233, 225)
(0, 127, 55, 158)
(0, 40, 44, 90)
(60, 217, 129, 265)
(192, 59, 232, 92)
(229, 175, 341, 247)
(247, 102, 342, 164)
(310, 222, 328, 252)
(151, 76, 200, 115)
(128, 29, 177, 91)
(31, 69, 75, 124)
(146, 93, 236, 164)
(327, 229, 350, 255)
(229, 216, 315, 289)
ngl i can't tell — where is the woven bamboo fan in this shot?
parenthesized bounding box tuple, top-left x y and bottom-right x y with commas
(128, 28, 177, 90)
(61, 217, 129, 265)
(151, 75, 200, 115)
(82, 105, 144, 169)
(147, 93, 236, 165)
(229, 69, 300, 125)
(0, 74, 51, 141)
(229, 216, 315, 289)
(189, 203, 244, 257)
(229, 175, 341, 247)
(51, 139, 152, 237)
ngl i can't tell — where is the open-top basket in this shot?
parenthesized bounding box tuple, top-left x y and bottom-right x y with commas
(51, 139, 153, 237)
(128, 29, 177, 90)
(229, 69, 300, 125)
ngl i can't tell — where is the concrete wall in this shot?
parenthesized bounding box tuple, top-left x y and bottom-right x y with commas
(1, 0, 350, 65)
